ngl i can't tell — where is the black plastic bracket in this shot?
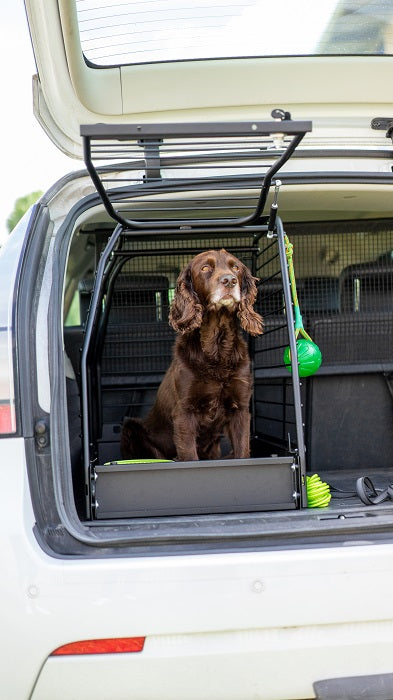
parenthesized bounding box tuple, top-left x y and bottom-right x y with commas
(371, 117, 393, 141)
(138, 138, 162, 181)
(314, 672, 393, 700)
(271, 108, 292, 121)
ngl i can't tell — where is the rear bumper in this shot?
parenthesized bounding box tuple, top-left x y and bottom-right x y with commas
(3, 437, 393, 699)
(32, 623, 393, 700)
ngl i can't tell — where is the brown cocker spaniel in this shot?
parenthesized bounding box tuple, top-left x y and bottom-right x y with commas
(120, 249, 264, 461)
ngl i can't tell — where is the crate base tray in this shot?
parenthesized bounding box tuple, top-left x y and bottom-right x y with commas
(93, 456, 301, 519)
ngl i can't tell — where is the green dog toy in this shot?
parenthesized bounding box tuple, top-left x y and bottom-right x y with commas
(284, 338, 322, 378)
(283, 234, 322, 377)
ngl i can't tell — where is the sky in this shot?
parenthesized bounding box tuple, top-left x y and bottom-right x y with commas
(0, 1, 76, 244)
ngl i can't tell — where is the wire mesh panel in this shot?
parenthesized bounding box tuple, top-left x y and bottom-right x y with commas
(253, 235, 301, 455)
(283, 220, 393, 367)
(81, 226, 305, 474)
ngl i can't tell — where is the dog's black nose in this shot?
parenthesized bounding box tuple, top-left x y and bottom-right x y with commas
(219, 274, 237, 288)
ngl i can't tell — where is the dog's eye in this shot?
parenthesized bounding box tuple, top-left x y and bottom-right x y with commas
(232, 264, 240, 271)
(201, 264, 210, 272)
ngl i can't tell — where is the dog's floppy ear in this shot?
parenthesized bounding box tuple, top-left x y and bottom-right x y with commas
(237, 265, 264, 336)
(169, 262, 203, 334)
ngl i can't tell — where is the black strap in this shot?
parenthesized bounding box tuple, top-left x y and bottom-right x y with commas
(329, 485, 357, 499)
(356, 476, 393, 505)
(327, 477, 393, 506)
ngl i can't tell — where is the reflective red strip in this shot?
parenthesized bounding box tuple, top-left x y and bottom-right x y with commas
(51, 637, 145, 656)
(0, 405, 14, 434)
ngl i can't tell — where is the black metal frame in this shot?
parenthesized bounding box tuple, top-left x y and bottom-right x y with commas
(80, 118, 311, 230)
(79, 118, 310, 518)
(80, 220, 307, 518)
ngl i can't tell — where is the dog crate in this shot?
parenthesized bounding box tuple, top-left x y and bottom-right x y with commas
(79, 117, 312, 519)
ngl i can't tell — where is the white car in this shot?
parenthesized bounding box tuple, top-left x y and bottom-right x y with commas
(1, 1, 393, 698)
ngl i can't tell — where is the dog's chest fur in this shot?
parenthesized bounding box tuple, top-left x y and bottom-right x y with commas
(177, 309, 249, 378)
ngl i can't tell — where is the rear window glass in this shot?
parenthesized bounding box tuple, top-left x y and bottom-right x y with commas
(76, 0, 393, 67)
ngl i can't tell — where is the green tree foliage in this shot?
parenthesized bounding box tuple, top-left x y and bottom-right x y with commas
(6, 191, 43, 233)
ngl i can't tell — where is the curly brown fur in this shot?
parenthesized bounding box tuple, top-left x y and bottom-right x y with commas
(120, 249, 264, 461)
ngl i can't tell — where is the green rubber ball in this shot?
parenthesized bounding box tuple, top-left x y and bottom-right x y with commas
(283, 338, 322, 377)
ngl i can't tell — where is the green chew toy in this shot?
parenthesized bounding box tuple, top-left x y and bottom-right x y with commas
(284, 338, 322, 378)
(105, 459, 173, 465)
(306, 474, 331, 508)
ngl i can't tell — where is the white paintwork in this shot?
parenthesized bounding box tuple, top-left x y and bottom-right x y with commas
(3, 436, 393, 698)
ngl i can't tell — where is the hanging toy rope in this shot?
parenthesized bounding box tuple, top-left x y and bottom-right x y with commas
(283, 234, 322, 377)
(284, 235, 313, 341)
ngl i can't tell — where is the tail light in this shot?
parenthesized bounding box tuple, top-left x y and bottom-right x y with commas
(0, 403, 15, 434)
(51, 637, 146, 656)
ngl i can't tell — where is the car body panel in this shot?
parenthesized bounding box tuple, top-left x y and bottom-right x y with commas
(30, 619, 393, 700)
(3, 435, 393, 698)
(3, 430, 393, 700)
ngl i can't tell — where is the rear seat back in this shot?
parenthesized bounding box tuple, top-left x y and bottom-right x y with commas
(340, 257, 393, 313)
(298, 276, 340, 315)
